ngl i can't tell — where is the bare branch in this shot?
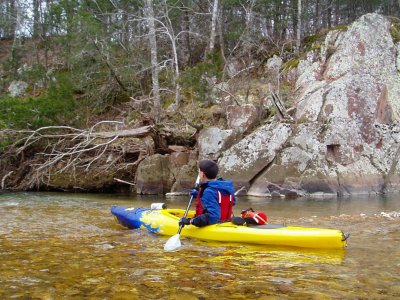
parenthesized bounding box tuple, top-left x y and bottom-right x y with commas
(114, 177, 135, 186)
(1, 171, 13, 190)
(213, 85, 241, 106)
(1, 122, 156, 189)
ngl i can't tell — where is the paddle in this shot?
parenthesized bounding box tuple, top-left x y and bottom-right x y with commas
(164, 175, 200, 251)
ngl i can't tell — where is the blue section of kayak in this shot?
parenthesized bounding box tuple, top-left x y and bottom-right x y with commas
(111, 206, 149, 229)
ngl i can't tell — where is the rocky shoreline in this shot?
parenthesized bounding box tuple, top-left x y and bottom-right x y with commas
(2, 13, 400, 198)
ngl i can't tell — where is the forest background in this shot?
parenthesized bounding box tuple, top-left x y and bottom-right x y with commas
(0, 0, 400, 192)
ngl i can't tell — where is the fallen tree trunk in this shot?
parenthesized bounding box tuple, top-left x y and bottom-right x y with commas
(92, 126, 153, 138)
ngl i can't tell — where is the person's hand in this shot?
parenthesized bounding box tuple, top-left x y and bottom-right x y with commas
(190, 189, 198, 198)
(179, 217, 191, 226)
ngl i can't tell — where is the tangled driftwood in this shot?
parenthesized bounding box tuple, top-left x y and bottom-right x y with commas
(0, 121, 155, 190)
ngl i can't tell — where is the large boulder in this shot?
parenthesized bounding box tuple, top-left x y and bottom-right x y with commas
(170, 164, 198, 193)
(198, 127, 238, 160)
(218, 122, 292, 188)
(136, 150, 198, 195)
(169, 148, 197, 193)
(136, 154, 174, 195)
(217, 13, 400, 197)
(226, 104, 260, 134)
(289, 13, 400, 196)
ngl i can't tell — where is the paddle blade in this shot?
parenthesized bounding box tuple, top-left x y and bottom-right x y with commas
(164, 234, 181, 251)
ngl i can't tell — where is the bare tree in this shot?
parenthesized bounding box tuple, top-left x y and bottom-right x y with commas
(208, 0, 219, 52)
(296, 0, 302, 54)
(144, 0, 161, 123)
(8, 0, 17, 39)
(179, 0, 193, 65)
(159, 0, 182, 109)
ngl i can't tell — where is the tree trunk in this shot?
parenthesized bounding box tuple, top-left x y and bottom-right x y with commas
(144, 0, 161, 123)
(273, 0, 281, 42)
(163, 1, 180, 107)
(122, 11, 129, 48)
(8, 0, 17, 39)
(296, 0, 301, 55)
(33, 0, 40, 39)
(218, 3, 225, 62)
(9, 0, 21, 77)
(208, 0, 219, 52)
(326, 0, 332, 28)
(179, 0, 192, 65)
(314, 0, 321, 33)
(334, 0, 340, 26)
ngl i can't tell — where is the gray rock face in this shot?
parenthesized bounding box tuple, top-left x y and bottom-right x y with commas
(198, 127, 238, 160)
(136, 151, 198, 195)
(219, 13, 400, 197)
(226, 104, 260, 134)
(218, 123, 292, 188)
(136, 154, 174, 195)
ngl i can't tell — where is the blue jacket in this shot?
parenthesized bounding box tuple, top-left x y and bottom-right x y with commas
(191, 178, 236, 227)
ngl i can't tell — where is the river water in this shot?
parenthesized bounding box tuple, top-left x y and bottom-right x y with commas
(0, 192, 399, 299)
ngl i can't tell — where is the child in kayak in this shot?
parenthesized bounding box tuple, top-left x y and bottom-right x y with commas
(179, 159, 236, 227)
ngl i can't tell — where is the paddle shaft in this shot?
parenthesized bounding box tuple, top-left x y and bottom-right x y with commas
(177, 175, 200, 235)
(163, 175, 200, 251)
(177, 194, 195, 235)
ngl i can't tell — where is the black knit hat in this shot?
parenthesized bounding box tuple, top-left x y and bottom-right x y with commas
(198, 159, 218, 179)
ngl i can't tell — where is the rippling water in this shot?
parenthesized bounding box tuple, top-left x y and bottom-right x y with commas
(0, 192, 399, 299)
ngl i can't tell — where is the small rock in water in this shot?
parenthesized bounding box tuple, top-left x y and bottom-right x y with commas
(94, 243, 114, 249)
(380, 211, 400, 219)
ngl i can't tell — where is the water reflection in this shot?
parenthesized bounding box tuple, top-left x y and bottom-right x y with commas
(0, 192, 399, 299)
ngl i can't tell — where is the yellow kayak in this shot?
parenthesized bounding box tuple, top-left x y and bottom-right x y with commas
(111, 206, 349, 249)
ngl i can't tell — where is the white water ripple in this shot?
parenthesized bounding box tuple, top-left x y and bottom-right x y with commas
(379, 211, 400, 219)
